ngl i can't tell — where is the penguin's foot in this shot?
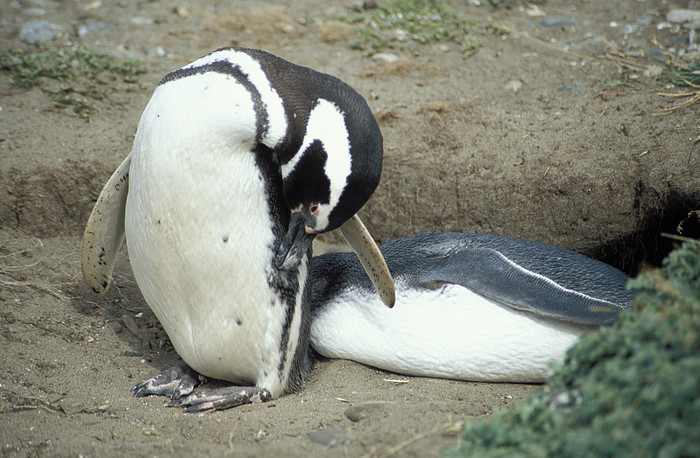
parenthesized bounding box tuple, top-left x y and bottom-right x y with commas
(168, 386, 272, 413)
(131, 363, 204, 400)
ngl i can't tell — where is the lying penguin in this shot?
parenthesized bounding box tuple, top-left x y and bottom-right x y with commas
(310, 232, 632, 383)
(82, 47, 632, 412)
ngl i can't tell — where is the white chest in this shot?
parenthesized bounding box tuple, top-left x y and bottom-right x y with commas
(124, 74, 304, 396)
(310, 283, 587, 382)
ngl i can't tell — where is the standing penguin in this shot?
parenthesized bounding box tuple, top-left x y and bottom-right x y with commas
(82, 47, 394, 412)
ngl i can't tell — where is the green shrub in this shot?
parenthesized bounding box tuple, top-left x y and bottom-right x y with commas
(448, 241, 700, 457)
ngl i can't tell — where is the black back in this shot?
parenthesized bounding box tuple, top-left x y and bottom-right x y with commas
(312, 233, 635, 326)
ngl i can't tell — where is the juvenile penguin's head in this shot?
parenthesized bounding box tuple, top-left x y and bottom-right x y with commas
(275, 98, 383, 271)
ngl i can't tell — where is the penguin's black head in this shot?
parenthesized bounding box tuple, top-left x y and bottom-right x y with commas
(276, 98, 383, 270)
(281, 145, 381, 234)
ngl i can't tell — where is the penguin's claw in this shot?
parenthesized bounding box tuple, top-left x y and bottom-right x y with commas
(131, 363, 203, 400)
(168, 386, 272, 412)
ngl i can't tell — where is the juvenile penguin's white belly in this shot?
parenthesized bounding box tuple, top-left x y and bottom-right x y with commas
(311, 283, 587, 382)
(124, 74, 303, 397)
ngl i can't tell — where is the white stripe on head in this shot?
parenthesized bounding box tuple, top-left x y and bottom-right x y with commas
(282, 99, 352, 231)
(183, 49, 288, 148)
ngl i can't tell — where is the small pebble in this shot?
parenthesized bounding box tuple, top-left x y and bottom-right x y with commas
(637, 15, 655, 25)
(85, 0, 102, 10)
(123, 344, 142, 357)
(344, 401, 394, 422)
(349, 0, 377, 11)
(122, 315, 142, 338)
(643, 64, 664, 78)
(504, 80, 523, 93)
(667, 9, 700, 23)
(619, 24, 639, 34)
(621, 46, 644, 57)
(77, 22, 115, 38)
(130, 17, 154, 25)
(24, 8, 46, 16)
(539, 17, 575, 27)
(19, 20, 54, 44)
(371, 53, 399, 63)
(525, 5, 545, 17)
(557, 86, 572, 92)
(308, 427, 351, 447)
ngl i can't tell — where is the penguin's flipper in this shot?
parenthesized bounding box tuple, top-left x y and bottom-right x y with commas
(423, 244, 629, 326)
(339, 214, 395, 308)
(81, 154, 131, 294)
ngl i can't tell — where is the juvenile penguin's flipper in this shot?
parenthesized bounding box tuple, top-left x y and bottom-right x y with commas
(312, 233, 632, 325)
(422, 242, 631, 326)
(339, 214, 395, 308)
(81, 154, 131, 294)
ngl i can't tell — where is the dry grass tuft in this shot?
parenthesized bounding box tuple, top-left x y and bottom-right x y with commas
(652, 89, 700, 116)
(208, 7, 299, 46)
(597, 89, 625, 101)
(0, 241, 75, 302)
(357, 59, 439, 78)
(375, 108, 403, 123)
(416, 101, 451, 114)
(316, 21, 353, 44)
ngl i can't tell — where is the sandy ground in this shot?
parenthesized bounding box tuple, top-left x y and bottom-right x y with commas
(1, 0, 698, 456)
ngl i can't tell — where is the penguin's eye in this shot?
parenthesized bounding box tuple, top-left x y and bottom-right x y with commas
(309, 204, 320, 217)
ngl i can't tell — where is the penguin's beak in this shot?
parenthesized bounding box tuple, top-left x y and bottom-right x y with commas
(275, 211, 317, 271)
